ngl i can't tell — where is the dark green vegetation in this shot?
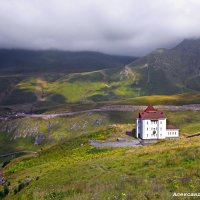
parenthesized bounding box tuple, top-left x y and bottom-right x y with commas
(0, 67, 140, 107)
(2, 39, 200, 109)
(0, 110, 199, 199)
(1, 70, 200, 110)
(0, 49, 136, 74)
(127, 39, 200, 95)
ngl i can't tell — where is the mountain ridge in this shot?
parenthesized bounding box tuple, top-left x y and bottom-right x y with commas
(127, 38, 200, 94)
(1, 39, 200, 108)
(0, 49, 138, 73)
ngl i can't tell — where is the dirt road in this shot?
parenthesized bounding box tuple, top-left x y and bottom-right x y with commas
(1, 104, 200, 120)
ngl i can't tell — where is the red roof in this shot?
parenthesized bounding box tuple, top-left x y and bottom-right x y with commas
(166, 125, 178, 129)
(138, 105, 166, 119)
(144, 105, 157, 112)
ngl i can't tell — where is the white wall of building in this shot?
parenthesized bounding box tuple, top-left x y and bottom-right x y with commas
(135, 118, 179, 140)
(166, 129, 179, 138)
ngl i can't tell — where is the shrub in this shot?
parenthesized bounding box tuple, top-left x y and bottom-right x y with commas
(0, 191, 4, 198)
(3, 185, 9, 196)
(14, 179, 30, 194)
(18, 182, 25, 192)
(0, 185, 9, 199)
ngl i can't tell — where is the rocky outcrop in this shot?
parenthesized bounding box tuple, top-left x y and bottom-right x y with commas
(0, 176, 7, 185)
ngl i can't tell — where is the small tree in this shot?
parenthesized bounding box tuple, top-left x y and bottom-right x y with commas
(0, 190, 4, 198)
(3, 185, 9, 196)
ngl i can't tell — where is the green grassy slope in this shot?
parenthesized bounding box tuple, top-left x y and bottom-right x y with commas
(0, 110, 199, 199)
(1, 110, 200, 154)
(117, 93, 200, 105)
(127, 39, 200, 96)
(0, 109, 199, 164)
(2, 126, 200, 199)
(2, 39, 200, 108)
(0, 112, 136, 155)
(1, 67, 200, 109)
(0, 68, 139, 106)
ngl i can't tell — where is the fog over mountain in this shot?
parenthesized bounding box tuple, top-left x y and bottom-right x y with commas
(0, 0, 200, 56)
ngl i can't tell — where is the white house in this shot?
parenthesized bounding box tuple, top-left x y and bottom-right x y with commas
(136, 105, 179, 139)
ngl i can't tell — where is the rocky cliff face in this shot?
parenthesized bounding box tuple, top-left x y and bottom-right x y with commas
(0, 112, 109, 146)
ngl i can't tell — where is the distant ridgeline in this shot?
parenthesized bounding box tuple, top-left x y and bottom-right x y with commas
(0, 49, 137, 73)
(1, 39, 200, 107)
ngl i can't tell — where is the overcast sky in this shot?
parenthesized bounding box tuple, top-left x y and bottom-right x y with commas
(0, 0, 200, 56)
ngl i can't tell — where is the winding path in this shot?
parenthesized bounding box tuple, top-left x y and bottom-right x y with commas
(1, 104, 200, 120)
(0, 151, 38, 158)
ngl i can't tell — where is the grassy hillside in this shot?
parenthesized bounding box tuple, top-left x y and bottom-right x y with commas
(0, 68, 138, 106)
(1, 39, 200, 109)
(0, 109, 200, 164)
(7, 138, 199, 200)
(0, 109, 199, 199)
(1, 120, 199, 199)
(127, 39, 200, 95)
(0, 112, 136, 155)
(1, 67, 200, 110)
(118, 93, 200, 105)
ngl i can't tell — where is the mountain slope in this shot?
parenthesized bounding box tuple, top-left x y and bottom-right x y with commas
(1, 39, 200, 108)
(0, 67, 139, 106)
(2, 68, 200, 110)
(0, 49, 137, 73)
(127, 38, 200, 94)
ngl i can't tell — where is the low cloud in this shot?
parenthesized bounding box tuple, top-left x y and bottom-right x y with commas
(0, 0, 200, 56)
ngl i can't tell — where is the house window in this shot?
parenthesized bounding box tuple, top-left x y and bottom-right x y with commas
(160, 121, 162, 124)
(147, 134, 148, 137)
(160, 127, 162, 131)
(147, 128, 148, 130)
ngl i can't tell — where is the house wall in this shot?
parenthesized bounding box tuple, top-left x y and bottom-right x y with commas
(136, 118, 142, 138)
(166, 129, 179, 138)
(158, 119, 167, 139)
(142, 119, 151, 139)
(136, 118, 167, 139)
(136, 118, 139, 138)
